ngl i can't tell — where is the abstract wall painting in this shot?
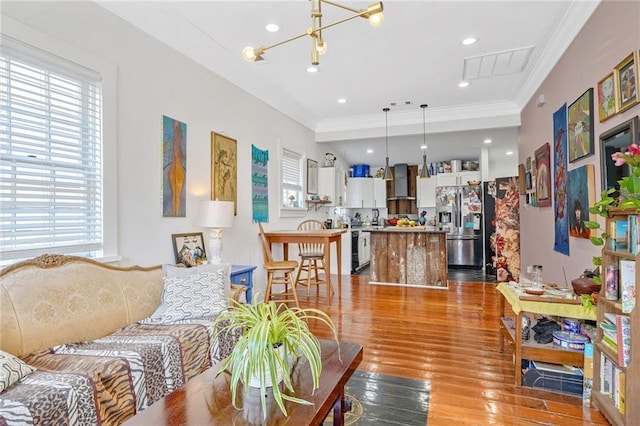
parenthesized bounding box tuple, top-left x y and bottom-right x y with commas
(162, 115, 187, 217)
(567, 164, 595, 239)
(553, 104, 569, 256)
(598, 72, 617, 122)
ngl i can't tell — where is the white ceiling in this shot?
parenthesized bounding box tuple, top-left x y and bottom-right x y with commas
(97, 0, 600, 166)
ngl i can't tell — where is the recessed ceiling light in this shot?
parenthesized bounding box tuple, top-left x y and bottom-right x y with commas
(462, 37, 477, 45)
(458, 81, 470, 88)
(506, 151, 514, 156)
(307, 66, 318, 73)
(366, 149, 373, 154)
(265, 24, 279, 32)
(484, 139, 492, 144)
(420, 145, 427, 150)
(337, 98, 347, 104)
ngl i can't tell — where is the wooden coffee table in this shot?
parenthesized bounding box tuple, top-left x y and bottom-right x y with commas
(123, 339, 363, 425)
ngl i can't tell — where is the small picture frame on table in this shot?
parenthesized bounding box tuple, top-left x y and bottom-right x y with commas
(171, 232, 207, 267)
(614, 51, 639, 113)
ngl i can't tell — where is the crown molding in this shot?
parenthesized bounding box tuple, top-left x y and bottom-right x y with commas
(513, 0, 601, 109)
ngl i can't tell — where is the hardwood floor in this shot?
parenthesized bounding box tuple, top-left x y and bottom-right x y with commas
(301, 274, 608, 425)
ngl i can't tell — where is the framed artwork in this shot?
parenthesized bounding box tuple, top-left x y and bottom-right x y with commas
(525, 156, 532, 171)
(525, 171, 533, 191)
(614, 51, 639, 113)
(307, 159, 318, 194)
(162, 115, 187, 217)
(518, 163, 526, 195)
(211, 132, 237, 215)
(600, 116, 639, 191)
(567, 164, 595, 239)
(597, 72, 617, 122)
(171, 232, 206, 267)
(535, 143, 551, 207)
(567, 88, 594, 163)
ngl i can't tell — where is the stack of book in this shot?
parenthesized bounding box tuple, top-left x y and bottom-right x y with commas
(600, 354, 626, 414)
(600, 312, 631, 367)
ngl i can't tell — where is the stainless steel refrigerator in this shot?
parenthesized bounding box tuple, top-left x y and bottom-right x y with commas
(436, 184, 483, 268)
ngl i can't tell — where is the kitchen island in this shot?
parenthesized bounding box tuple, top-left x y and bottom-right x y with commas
(368, 227, 448, 288)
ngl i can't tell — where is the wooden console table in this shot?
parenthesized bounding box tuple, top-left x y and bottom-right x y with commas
(497, 282, 596, 386)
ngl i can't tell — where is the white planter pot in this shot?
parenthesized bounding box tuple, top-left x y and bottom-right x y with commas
(248, 345, 285, 388)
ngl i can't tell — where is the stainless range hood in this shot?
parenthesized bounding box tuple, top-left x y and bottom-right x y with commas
(387, 163, 416, 200)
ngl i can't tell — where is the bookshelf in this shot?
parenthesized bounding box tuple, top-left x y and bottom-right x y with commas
(592, 208, 639, 425)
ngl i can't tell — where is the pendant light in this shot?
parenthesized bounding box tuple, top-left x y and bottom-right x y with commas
(383, 107, 393, 181)
(419, 104, 431, 179)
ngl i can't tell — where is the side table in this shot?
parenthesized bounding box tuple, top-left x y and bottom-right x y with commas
(230, 264, 256, 303)
(497, 282, 596, 386)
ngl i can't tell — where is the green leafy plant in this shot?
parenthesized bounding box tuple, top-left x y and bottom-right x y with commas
(212, 300, 339, 419)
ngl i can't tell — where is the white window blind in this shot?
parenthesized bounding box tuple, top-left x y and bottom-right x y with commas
(0, 39, 103, 260)
(281, 148, 303, 208)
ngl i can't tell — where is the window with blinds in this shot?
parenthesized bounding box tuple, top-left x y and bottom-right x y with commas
(281, 148, 303, 208)
(0, 39, 103, 261)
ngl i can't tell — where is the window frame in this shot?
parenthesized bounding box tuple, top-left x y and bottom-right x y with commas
(0, 23, 118, 264)
(279, 147, 306, 217)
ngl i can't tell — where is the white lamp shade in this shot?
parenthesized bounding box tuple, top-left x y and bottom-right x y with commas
(197, 200, 234, 228)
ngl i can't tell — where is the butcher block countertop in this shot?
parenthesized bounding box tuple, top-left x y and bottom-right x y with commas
(369, 230, 448, 288)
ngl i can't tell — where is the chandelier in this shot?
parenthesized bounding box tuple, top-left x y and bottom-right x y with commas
(242, 0, 384, 65)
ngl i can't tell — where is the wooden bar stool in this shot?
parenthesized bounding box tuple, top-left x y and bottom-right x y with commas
(258, 223, 300, 308)
(294, 219, 333, 302)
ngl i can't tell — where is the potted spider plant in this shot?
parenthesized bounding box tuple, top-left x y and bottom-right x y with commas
(212, 299, 339, 420)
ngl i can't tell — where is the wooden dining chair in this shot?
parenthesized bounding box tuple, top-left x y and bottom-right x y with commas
(294, 219, 332, 302)
(257, 223, 300, 308)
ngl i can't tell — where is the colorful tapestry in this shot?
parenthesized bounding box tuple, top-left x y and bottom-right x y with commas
(492, 177, 520, 282)
(252, 145, 269, 223)
(553, 104, 569, 255)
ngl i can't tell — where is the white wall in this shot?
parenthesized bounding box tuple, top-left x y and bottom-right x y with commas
(1, 1, 332, 293)
(519, 1, 640, 285)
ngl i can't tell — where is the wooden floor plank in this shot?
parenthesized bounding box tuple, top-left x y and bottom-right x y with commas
(301, 275, 608, 425)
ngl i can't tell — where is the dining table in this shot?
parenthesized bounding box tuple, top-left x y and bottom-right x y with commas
(263, 228, 347, 294)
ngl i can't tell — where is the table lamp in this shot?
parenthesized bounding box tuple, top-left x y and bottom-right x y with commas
(196, 200, 234, 264)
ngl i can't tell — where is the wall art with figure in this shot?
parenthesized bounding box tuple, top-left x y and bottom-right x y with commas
(567, 88, 594, 162)
(491, 177, 520, 283)
(212, 132, 237, 214)
(534, 143, 551, 208)
(553, 104, 569, 256)
(567, 164, 595, 239)
(162, 115, 187, 217)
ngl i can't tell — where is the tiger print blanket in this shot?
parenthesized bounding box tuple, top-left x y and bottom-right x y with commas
(0, 319, 232, 425)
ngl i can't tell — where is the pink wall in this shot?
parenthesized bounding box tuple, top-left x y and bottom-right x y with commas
(519, 0, 640, 285)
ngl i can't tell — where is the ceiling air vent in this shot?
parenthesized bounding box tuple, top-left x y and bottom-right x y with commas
(463, 46, 534, 80)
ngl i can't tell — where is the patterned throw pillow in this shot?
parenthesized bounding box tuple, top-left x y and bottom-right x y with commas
(0, 350, 36, 392)
(147, 264, 230, 323)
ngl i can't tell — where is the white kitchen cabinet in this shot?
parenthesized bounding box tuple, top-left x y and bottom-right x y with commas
(318, 167, 336, 205)
(318, 166, 347, 206)
(436, 170, 481, 187)
(346, 177, 373, 208)
(373, 178, 387, 208)
(416, 176, 436, 208)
